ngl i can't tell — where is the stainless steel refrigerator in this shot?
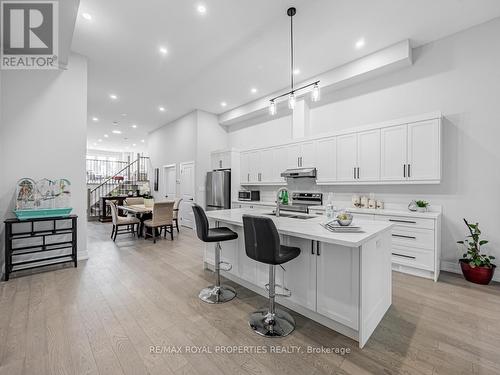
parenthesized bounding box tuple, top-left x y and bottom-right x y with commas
(206, 170, 231, 211)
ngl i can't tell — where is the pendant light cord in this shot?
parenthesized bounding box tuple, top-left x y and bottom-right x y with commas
(290, 12, 294, 92)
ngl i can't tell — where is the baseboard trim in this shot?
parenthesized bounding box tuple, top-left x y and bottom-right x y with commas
(78, 249, 89, 261)
(441, 260, 499, 282)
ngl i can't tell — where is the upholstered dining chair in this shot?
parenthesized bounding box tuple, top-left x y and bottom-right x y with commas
(143, 201, 175, 243)
(124, 197, 144, 206)
(173, 198, 183, 232)
(109, 201, 141, 241)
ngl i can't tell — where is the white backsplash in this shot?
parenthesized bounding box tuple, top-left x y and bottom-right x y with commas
(243, 179, 442, 213)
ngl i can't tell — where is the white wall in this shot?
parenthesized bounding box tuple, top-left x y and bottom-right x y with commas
(147, 111, 198, 200)
(227, 17, 500, 277)
(0, 53, 89, 271)
(195, 110, 228, 208)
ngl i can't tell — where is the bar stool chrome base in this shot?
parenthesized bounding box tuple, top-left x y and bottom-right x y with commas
(199, 285, 236, 304)
(249, 308, 295, 337)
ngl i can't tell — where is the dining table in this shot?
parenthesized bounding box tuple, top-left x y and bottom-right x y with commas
(117, 204, 153, 237)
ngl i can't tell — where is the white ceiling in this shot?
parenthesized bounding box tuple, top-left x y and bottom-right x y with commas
(72, 0, 500, 152)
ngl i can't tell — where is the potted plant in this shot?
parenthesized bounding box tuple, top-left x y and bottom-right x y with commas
(415, 200, 429, 212)
(143, 193, 154, 208)
(457, 219, 496, 285)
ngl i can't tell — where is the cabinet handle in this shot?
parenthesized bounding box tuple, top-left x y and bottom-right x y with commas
(258, 173, 261, 181)
(392, 234, 417, 240)
(247, 173, 250, 182)
(403, 164, 406, 178)
(392, 252, 416, 260)
(408, 164, 411, 178)
(219, 160, 222, 168)
(357, 167, 360, 179)
(317, 241, 320, 256)
(353, 167, 356, 179)
(389, 219, 417, 224)
(311, 240, 315, 255)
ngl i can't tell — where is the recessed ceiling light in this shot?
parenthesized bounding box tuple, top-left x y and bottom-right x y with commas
(251, 88, 257, 94)
(92, 117, 99, 122)
(98, 139, 102, 142)
(121, 113, 127, 117)
(355, 38, 365, 49)
(159, 106, 166, 112)
(109, 94, 118, 100)
(104, 134, 109, 138)
(159, 46, 168, 55)
(197, 4, 206, 14)
(221, 101, 227, 107)
(112, 130, 122, 134)
(293, 68, 300, 75)
(93, 142, 97, 146)
(132, 144, 136, 147)
(131, 124, 137, 128)
(82, 13, 92, 21)
(141, 139, 145, 143)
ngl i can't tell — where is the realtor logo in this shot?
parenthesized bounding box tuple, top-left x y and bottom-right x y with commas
(1, 1, 58, 69)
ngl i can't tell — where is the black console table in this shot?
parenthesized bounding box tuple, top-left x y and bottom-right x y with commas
(3, 215, 78, 281)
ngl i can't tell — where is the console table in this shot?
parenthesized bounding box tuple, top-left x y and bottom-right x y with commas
(3, 215, 78, 281)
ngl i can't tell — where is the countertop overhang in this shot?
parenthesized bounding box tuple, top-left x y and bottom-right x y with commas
(206, 208, 393, 247)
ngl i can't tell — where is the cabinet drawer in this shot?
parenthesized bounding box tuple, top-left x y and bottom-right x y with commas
(391, 245, 434, 270)
(375, 215, 435, 230)
(390, 227, 435, 250)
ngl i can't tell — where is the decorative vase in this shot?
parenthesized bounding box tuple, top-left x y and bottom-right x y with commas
(416, 206, 427, 212)
(459, 259, 496, 285)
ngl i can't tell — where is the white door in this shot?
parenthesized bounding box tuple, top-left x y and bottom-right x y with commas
(300, 142, 316, 168)
(316, 243, 359, 330)
(260, 148, 274, 183)
(357, 129, 381, 181)
(380, 125, 408, 181)
(407, 119, 441, 181)
(316, 137, 337, 182)
(240, 152, 250, 183)
(179, 161, 195, 228)
(162, 164, 177, 199)
(336, 134, 358, 181)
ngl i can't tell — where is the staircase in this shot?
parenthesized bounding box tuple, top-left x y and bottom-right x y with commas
(87, 156, 150, 220)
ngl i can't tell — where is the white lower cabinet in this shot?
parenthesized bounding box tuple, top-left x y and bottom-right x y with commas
(281, 237, 316, 311)
(316, 243, 360, 330)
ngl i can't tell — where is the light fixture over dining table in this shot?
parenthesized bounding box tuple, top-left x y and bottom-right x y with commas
(269, 7, 320, 116)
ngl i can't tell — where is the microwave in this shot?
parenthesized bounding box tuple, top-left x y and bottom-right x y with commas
(238, 190, 260, 201)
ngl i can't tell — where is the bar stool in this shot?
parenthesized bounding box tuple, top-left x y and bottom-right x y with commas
(192, 204, 238, 304)
(242, 215, 301, 337)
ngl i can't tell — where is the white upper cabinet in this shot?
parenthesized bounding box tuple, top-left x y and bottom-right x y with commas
(240, 152, 250, 183)
(248, 151, 261, 183)
(337, 134, 358, 181)
(273, 146, 288, 182)
(357, 130, 381, 181)
(381, 125, 407, 181)
(300, 142, 316, 168)
(286, 144, 302, 168)
(210, 151, 231, 170)
(316, 137, 337, 182)
(259, 148, 274, 183)
(407, 119, 441, 181)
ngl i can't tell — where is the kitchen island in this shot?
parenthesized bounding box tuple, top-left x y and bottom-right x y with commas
(204, 208, 393, 348)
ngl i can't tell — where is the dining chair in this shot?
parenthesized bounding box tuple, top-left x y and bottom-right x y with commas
(109, 201, 141, 241)
(143, 201, 175, 243)
(173, 198, 183, 232)
(125, 197, 144, 206)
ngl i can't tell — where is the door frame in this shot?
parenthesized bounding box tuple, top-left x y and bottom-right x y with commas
(162, 163, 177, 199)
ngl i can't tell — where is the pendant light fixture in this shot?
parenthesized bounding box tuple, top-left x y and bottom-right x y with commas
(269, 7, 320, 115)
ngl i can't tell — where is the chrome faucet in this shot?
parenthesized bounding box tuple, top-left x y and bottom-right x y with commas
(275, 187, 289, 217)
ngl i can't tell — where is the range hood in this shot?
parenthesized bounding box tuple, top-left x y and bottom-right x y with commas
(281, 167, 317, 179)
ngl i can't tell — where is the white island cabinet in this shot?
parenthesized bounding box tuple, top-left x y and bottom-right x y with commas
(203, 208, 393, 348)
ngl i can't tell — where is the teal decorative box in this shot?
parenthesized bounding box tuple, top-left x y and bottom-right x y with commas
(13, 208, 73, 220)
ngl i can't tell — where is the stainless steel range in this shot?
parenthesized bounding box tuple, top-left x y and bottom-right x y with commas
(280, 192, 323, 214)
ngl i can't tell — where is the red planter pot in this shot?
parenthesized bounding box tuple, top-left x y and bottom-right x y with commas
(459, 259, 496, 285)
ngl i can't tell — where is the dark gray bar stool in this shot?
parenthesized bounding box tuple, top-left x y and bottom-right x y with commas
(242, 215, 300, 337)
(192, 204, 238, 304)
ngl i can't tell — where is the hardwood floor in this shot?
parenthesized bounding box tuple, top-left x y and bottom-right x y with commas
(1, 221, 499, 375)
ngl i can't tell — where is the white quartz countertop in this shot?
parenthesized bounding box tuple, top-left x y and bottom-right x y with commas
(206, 208, 393, 247)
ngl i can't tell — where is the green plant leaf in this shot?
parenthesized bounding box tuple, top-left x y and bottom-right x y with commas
(479, 240, 488, 246)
